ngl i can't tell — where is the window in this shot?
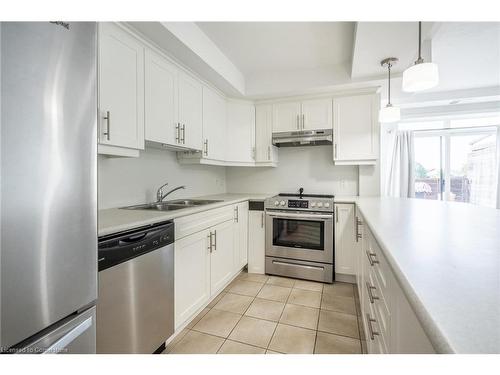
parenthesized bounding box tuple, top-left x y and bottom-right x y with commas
(413, 128, 498, 207)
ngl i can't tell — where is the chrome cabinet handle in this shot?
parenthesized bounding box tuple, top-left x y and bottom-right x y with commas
(214, 230, 217, 251)
(267, 145, 271, 161)
(175, 123, 180, 143)
(366, 313, 380, 341)
(204, 139, 208, 156)
(366, 251, 380, 266)
(103, 111, 110, 140)
(355, 216, 361, 242)
(302, 114, 305, 129)
(208, 232, 213, 253)
(261, 212, 264, 228)
(181, 124, 186, 144)
(234, 206, 239, 223)
(296, 114, 299, 129)
(366, 282, 379, 303)
(356, 218, 362, 241)
(335, 206, 339, 223)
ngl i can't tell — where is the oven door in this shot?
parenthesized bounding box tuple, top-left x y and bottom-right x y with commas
(265, 210, 333, 263)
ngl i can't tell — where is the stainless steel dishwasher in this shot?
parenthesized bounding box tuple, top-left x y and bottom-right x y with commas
(96, 221, 174, 354)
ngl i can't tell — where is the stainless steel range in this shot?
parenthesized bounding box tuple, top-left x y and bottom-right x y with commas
(265, 189, 335, 283)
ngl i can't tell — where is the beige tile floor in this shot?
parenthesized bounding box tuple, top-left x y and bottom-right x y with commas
(165, 271, 367, 354)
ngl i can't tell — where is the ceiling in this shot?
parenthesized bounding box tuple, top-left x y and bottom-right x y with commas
(196, 22, 355, 76)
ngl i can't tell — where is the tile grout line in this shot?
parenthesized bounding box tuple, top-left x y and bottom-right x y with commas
(217, 277, 267, 352)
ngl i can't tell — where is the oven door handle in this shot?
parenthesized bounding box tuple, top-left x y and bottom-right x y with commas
(266, 211, 333, 221)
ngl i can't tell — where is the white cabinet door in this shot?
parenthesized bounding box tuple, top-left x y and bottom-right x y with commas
(226, 101, 255, 163)
(178, 72, 203, 151)
(144, 49, 178, 146)
(174, 229, 211, 329)
(301, 98, 332, 130)
(255, 104, 278, 164)
(248, 210, 266, 274)
(233, 202, 249, 271)
(333, 94, 379, 164)
(272, 101, 301, 133)
(334, 203, 356, 275)
(202, 86, 226, 161)
(210, 220, 236, 294)
(98, 23, 144, 150)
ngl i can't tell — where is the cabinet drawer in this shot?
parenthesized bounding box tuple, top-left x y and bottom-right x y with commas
(175, 205, 235, 240)
(364, 230, 390, 296)
(366, 301, 388, 354)
(367, 270, 391, 344)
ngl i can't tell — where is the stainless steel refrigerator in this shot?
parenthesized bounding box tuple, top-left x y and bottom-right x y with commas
(1, 22, 97, 353)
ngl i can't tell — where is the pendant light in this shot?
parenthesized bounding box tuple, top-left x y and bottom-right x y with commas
(379, 57, 400, 123)
(402, 22, 439, 92)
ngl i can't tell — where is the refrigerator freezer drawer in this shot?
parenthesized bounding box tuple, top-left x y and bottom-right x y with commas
(16, 306, 96, 354)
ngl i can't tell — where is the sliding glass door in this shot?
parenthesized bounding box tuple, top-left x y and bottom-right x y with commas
(413, 128, 498, 207)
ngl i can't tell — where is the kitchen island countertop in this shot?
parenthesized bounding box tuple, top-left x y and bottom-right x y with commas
(355, 197, 500, 354)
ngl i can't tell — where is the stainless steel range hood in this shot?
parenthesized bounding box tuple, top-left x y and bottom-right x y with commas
(272, 129, 333, 147)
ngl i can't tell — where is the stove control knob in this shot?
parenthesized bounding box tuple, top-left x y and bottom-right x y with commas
(274, 200, 279, 206)
(317, 202, 323, 208)
(310, 202, 316, 207)
(324, 202, 330, 208)
(280, 200, 286, 206)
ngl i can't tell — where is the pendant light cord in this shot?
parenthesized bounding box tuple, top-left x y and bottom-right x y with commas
(387, 62, 391, 105)
(417, 21, 423, 64)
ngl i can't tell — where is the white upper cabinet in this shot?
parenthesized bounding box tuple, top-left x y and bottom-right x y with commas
(272, 98, 332, 133)
(255, 104, 278, 165)
(201, 86, 226, 161)
(301, 98, 332, 130)
(98, 23, 144, 152)
(272, 101, 301, 132)
(226, 100, 256, 163)
(144, 49, 178, 146)
(333, 93, 379, 165)
(178, 72, 203, 151)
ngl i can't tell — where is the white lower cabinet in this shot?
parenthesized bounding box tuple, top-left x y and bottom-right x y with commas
(334, 203, 356, 276)
(174, 229, 211, 330)
(356, 211, 435, 354)
(233, 202, 249, 272)
(210, 219, 236, 294)
(247, 209, 265, 274)
(174, 202, 249, 330)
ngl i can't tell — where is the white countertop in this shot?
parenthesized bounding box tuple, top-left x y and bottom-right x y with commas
(98, 193, 275, 236)
(355, 197, 500, 354)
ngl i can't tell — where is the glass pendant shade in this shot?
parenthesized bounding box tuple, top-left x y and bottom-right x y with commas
(379, 104, 401, 123)
(402, 61, 439, 92)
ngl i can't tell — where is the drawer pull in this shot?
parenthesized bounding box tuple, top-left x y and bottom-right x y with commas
(272, 260, 324, 271)
(366, 313, 380, 341)
(365, 282, 379, 303)
(366, 250, 380, 266)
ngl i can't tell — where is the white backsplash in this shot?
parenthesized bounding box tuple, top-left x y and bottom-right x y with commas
(98, 148, 226, 209)
(225, 146, 359, 196)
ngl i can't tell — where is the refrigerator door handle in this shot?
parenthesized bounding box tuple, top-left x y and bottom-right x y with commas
(43, 316, 93, 354)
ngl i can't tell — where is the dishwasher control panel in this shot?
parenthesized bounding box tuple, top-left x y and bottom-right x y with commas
(98, 221, 174, 271)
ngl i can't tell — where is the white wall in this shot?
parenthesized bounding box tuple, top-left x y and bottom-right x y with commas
(98, 148, 226, 209)
(225, 146, 358, 196)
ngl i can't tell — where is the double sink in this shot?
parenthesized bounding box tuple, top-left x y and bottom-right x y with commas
(122, 199, 223, 212)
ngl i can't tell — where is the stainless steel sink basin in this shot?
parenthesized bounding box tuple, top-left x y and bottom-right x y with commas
(167, 199, 223, 206)
(121, 199, 223, 211)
